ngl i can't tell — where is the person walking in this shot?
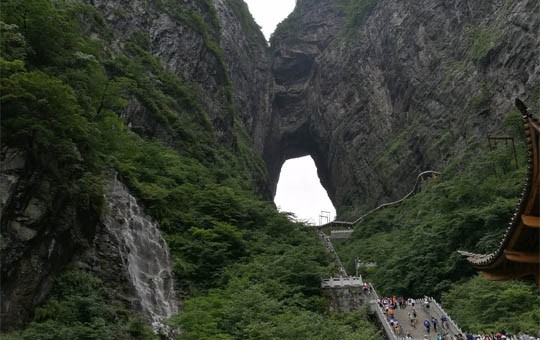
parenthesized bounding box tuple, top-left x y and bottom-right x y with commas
(441, 315, 448, 329)
(388, 307, 395, 321)
(409, 312, 416, 328)
(424, 319, 431, 334)
(431, 316, 438, 331)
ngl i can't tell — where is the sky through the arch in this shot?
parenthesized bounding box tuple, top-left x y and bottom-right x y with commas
(274, 156, 336, 225)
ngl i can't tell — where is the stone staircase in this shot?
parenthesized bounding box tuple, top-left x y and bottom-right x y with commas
(317, 225, 463, 340)
(367, 294, 464, 340)
(313, 170, 464, 339)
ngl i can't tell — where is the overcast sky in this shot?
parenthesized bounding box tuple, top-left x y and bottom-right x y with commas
(244, 0, 296, 40)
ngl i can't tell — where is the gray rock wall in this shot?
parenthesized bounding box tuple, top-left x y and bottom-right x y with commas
(0, 147, 98, 330)
(266, 0, 540, 216)
(80, 0, 235, 144)
(214, 0, 273, 154)
(322, 287, 366, 313)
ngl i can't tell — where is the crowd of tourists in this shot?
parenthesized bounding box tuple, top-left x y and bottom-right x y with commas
(376, 295, 439, 336)
(403, 333, 536, 340)
(373, 293, 536, 340)
(458, 331, 537, 340)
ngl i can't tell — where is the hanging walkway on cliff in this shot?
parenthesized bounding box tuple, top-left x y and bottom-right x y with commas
(323, 170, 440, 228)
(305, 170, 440, 234)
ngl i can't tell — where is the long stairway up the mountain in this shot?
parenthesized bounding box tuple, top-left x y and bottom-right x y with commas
(314, 213, 464, 340)
(311, 168, 463, 339)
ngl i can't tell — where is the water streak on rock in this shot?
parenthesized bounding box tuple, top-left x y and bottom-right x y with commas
(105, 179, 178, 332)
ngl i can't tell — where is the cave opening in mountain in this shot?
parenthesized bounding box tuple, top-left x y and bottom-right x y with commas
(274, 156, 336, 225)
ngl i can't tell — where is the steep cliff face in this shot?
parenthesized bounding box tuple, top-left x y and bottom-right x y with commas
(1, 147, 100, 329)
(1, 0, 272, 330)
(264, 0, 348, 204)
(80, 0, 274, 157)
(214, 0, 273, 154)
(81, 0, 268, 147)
(2, 0, 539, 332)
(267, 0, 540, 215)
(0, 152, 176, 330)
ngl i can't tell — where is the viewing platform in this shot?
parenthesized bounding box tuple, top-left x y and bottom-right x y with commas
(330, 229, 353, 239)
(321, 276, 363, 288)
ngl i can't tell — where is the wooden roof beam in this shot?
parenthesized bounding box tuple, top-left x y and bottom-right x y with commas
(522, 215, 540, 228)
(505, 250, 540, 264)
(480, 263, 539, 285)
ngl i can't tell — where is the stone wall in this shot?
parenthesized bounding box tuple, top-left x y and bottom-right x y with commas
(322, 286, 366, 313)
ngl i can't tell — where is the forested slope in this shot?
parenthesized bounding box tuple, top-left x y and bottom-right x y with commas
(333, 114, 540, 334)
(0, 1, 379, 338)
(2, 0, 539, 338)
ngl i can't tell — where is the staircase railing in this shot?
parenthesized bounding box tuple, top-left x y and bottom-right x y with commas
(317, 230, 347, 276)
(367, 283, 398, 340)
(426, 297, 464, 337)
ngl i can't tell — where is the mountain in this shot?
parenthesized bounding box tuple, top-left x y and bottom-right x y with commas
(1, 0, 538, 337)
(266, 0, 540, 216)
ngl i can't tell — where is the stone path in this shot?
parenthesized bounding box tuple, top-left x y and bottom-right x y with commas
(393, 304, 437, 339)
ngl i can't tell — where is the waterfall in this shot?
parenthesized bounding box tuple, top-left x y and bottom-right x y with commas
(104, 179, 178, 333)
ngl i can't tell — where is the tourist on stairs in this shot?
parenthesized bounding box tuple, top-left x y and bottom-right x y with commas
(409, 311, 416, 328)
(431, 316, 438, 331)
(424, 319, 431, 334)
(440, 315, 448, 329)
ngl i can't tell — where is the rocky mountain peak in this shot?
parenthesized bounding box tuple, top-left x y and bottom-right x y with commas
(264, 0, 540, 215)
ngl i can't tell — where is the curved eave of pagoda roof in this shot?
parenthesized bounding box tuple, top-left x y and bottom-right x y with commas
(458, 104, 539, 269)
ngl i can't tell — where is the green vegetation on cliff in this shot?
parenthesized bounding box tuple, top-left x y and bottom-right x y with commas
(443, 276, 540, 334)
(345, 0, 378, 31)
(3, 271, 155, 340)
(1, 1, 378, 339)
(3, 0, 538, 338)
(333, 114, 539, 334)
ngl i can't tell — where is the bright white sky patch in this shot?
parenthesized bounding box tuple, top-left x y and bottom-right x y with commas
(274, 156, 336, 225)
(244, 0, 296, 40)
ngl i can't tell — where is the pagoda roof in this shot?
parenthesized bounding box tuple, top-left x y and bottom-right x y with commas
(458, 99, 540, 284)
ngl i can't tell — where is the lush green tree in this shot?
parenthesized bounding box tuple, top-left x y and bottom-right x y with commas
(1, 2, 380, 339)
(0, 0, 79, 67)
(442, 276, 540, 335)
(4, 271, 155, 340)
